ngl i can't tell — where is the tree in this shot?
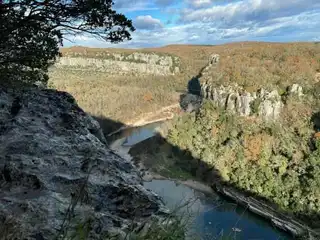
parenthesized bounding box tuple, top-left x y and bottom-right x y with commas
(0, 0, 135, 86)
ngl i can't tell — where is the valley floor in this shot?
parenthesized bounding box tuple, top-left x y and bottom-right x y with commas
(49, 69, 183, 128)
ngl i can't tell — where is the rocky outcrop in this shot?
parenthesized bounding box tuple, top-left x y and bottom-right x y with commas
(199, 54, 303, 120)
(202, 54, 220, 72)
(180, 94, 202, 113)
(289, 84, 304, 97)
(0, 88, 165, 239)
(54, 52, 180, 76)
(200, 83, 286, 120)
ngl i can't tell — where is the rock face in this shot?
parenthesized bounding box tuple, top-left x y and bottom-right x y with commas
(180, 94, 202, 113)
(199, 54, 303, 120)
(208, 54, 220, 65)
(289, 84, 304, 97)
(200, 83, 285, 120)
(54, 52, 180, 76)
(0, 88, 164, 239)
(202, 54, 220, 73)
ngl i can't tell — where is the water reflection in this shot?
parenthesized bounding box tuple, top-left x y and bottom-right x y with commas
(111, 123, 293, 240)
(144, 179, 292, 240)
(108, 121, 162, 147)
(122, 123, 161, 146)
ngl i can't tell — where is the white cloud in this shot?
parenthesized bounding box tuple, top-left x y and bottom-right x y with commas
(67, 0, 320, 47)
(134, 15, 164, 30)
(186, 0, 212, 8)
(189, 34, 200, 40)
(65, 23, 197, 48)
(180, 0, 320, 25)
(66, 8, 320, 48)
(71, 35, 91, 41)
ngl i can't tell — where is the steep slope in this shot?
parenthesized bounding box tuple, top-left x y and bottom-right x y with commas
(199, 54, 305, 120)
(55, 51, 180, 76)
(0, 88, 164, 239)
(50, 42, 320, 126)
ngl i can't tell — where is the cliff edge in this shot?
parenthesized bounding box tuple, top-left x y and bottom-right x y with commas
(0, 88, 164, 239)
(55, 51, 180, 76)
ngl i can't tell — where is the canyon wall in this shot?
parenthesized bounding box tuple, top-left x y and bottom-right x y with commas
(54, 52, 180, 76)
(199, 54, 303, 120)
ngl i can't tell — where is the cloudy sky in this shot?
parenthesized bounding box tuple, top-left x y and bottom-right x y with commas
(67, 0, 320, 48)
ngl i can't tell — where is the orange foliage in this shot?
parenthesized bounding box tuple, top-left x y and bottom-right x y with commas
(314, 132, 320, 139)
(143, 92, 153, 102)
(211, 127, 219, 137)
(243, 134, 270, 161)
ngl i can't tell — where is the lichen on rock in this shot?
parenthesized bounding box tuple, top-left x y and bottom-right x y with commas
(0, 88, 165, 239)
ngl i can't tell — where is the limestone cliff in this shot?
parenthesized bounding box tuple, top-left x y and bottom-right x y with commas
(0, 88, 164, 239)
(54, 52, 180, 76)
(199, 54, 303, 120)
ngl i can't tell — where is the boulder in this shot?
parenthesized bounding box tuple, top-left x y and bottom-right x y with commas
(258, 90, 283, 120)
(208, 54, 220, 65)
(239, 92, 255, 116)
(289, 84, 303, 97)
(0, 88, 164, 239)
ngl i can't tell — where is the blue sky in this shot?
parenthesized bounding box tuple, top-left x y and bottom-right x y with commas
(67, 0, 320, 48)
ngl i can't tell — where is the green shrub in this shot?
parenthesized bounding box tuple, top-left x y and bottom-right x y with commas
(166, 99, 320, 227)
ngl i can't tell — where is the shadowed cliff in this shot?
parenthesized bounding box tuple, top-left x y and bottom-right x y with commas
(0, 87, 165, 239)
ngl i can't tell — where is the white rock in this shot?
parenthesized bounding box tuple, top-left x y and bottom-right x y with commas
(209, 54, 220, 65)
(240, 92, 254, 116)
(200, 83, 284, 120)
(290, 84, 303, 97)
(55, 52, 180, 75)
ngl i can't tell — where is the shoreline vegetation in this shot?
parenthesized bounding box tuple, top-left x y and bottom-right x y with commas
(49, 42, 320, 239)
(128, 132, 318, 239)
(10, 1, 320, 238)
(127, 99, 320, 239)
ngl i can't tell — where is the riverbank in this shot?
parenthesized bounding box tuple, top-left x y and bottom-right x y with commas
(49, 67, 184, 131)
(108, 124, 291, 239)
(143, 168, 315, 239)
(106, 103, 181, 137)
(128, 131, 319, 239)
(143, 171, 214, 196)
(106, 107, 319, 239)
(214, 184, 318, 238)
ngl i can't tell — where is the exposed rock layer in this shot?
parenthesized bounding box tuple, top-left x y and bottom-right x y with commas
(199, 54, 303, 120)
(0, 88, 164, 239)
(200, 83, 284, 120)
(55, 52, 180, 76)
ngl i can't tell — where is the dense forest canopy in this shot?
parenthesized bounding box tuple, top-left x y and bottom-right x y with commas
(0, 0, 135, 86)
(167, 96, 320, 227)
